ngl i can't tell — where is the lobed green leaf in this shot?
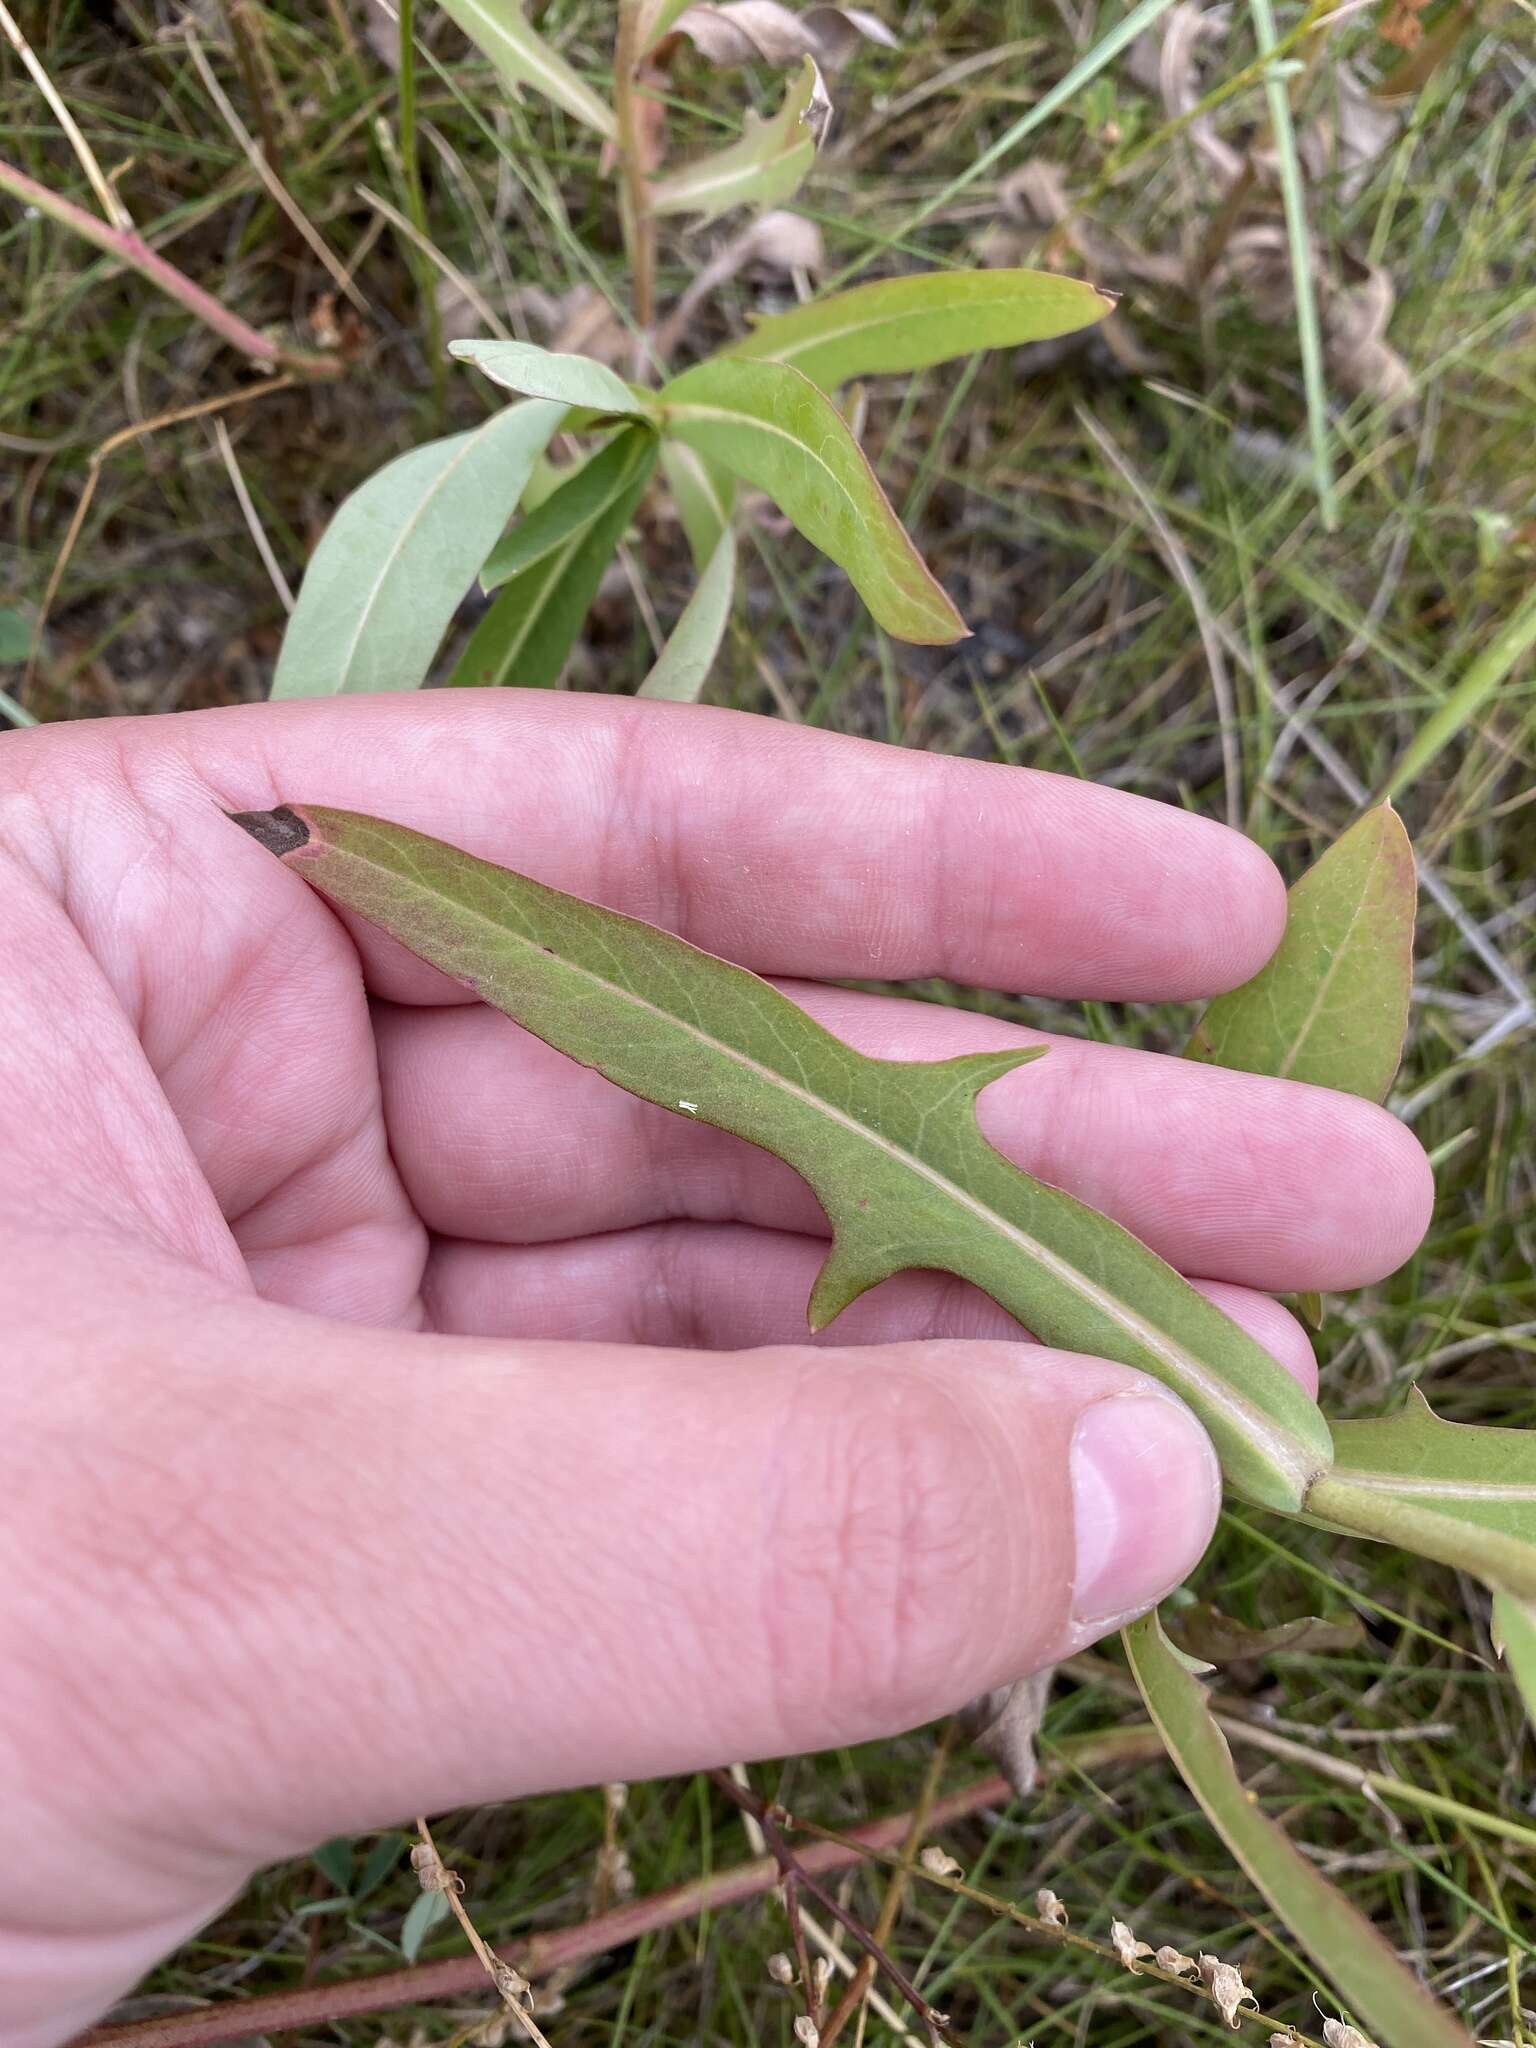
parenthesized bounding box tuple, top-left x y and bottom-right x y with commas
(660, 356, 967, 644)
(270, 400, 563, 698)
(727, 267, 1115, 391)
(238, 806, 1334, 1512)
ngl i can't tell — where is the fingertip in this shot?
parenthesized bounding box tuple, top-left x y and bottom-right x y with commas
(1067, 1385, 1219, 1636)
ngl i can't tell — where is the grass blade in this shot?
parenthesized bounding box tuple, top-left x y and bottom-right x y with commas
(234, 806, 1334, 1511)
(1384, 580, 1536, 798)
(1248, 0, 1337, 530)
(1124, 1610, 1475, 2048)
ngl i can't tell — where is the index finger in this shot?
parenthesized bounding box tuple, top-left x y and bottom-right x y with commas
(111, 692, 1283, 998)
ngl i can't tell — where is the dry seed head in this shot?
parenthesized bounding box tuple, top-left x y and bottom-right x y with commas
(767, 1952, 796, 1986)
(793, 2019, 821, 2047)
(409, 1841, 461, 1894)
(490, 1958, 532, 2008)
(1154, 1946, 1198, 1979)
(594, 1842, 635, 1898)
(920, 1846, 962, 1879)
(1034, 1888, 1068, 1928)
(1197, 1954, 1259, 2029)
(812, 1957, 832, 2002)
(1110, 1920, 1154, 1972)
(1323, 2023, 1378, 2048)
(604, 1781, 628, 1816)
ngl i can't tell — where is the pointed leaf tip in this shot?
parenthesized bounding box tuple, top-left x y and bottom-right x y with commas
(228, 805, 311, 858)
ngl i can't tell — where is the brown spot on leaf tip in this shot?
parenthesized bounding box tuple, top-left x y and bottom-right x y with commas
(227, 804, 311, 858)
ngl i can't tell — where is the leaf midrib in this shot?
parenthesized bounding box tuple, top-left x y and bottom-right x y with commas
(422, 868, 1318, 1490)
(1273, 837, 1385, 1081)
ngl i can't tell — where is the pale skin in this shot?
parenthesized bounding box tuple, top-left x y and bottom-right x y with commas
(0, 696, 1432, 2045)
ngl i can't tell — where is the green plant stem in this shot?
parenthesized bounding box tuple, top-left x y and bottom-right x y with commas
(0, 156, 336, 377)
(396, 0, 447, 420)
(1306, 1472, 1536, 1598)
(613, 0, 657, 336)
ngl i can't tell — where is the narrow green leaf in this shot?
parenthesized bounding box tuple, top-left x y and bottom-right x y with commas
(1310, 1390, 1536, 1600)
(727, 268, 1115, 391)
(650, 56, 821, 224)
(659, 441, 736, 567)
(0, 605, 31, 663)
(1493, 1591, 1536, 1720)
(451, 339, 655, 418)
(1187, 804, 1416, 1102)
(355, 1833, 405, 1900)
(399, 1885, 450, 1962)
(638, 527, 736, 701)
(481, 433, 645, 592)
(660, 356, 967, 645)
(1384, 581, 1536, 799)
(434, 0, 615, 136)
(242, 807, 1334, 1512)
(448, 427, 657, 689)
(1124, 1610, 1474, 2048)
(271, 400, 563, 698)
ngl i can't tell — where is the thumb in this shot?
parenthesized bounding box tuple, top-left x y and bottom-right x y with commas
(36, 1299, 1219, 1868)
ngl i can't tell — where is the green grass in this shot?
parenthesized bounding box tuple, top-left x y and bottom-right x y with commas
(4, 1, 1534, 2041)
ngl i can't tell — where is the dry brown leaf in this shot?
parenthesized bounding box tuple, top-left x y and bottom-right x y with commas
(1197, 1953, 1259, 2029)
(958, 1667, 1053, 1796)
(669, 0, 896, 68)
(653, 208, 824, 355)
(1128, 2, 1241, 184)
(1035, 1888, 1069, 1928)
(1301, 62, 1403, 201)
(1378, 0, 1429, 48)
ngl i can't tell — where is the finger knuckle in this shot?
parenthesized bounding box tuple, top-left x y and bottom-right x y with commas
(759, 1352, 1000, 1748)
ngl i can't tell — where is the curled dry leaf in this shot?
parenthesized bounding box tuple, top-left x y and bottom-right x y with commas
(1111, 1920, 1155, 1972)
(1128, 1, 1241, 184)
(1301, 63, 1403, 203)
(957, 1667, 1054, 1796)
(1198, 1953, 1260, 2029)
(1035, 1888, 1069, 1929)
(1218, 228, 1414, 417)
(655, 207, 826, 355)
(668, 0, 896, 69)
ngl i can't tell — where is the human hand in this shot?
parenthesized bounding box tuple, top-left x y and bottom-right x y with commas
(0, 696, 1431, 2044)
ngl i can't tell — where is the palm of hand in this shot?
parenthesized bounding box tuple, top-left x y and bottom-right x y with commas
(0, 697, 1429, 2047)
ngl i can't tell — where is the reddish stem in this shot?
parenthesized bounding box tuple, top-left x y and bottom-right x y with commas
(74, 1774, 1016, 2048)
(0, 156, 337, 376)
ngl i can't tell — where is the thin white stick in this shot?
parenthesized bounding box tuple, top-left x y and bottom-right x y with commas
(211, 418, 295, 613)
